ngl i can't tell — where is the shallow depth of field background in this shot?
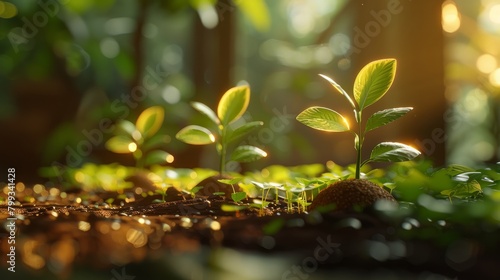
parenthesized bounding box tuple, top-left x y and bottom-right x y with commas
(0, 0, 499, 183)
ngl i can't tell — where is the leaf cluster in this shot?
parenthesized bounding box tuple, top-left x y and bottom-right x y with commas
(296, 59, 420, 179)
(176, 85, 266, 174)
(105, 106, 174, 168)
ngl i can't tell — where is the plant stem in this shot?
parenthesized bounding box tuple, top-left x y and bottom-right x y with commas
(219, 129, 226, 175)
(355, 140, 361, 179)
(220, 145, 226, 175)
(355, 110, 363, 179)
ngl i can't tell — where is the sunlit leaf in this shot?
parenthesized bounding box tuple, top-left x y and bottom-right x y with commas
(136, 106, 164, 139)
(227, 121, 263, 143)
(221, 204, 248, 212)
(366, 107, 412, 132)
(319, 74, 356, 109)
(367, 142, 421, 164)
(251, 181, 282, 190)
(190, 0, 217, 8)
(144, 150, 175, 166)
(237, 0, 270, 32)
(296, 106, 350, 132)
(290, 164, 325, 177)
(191, 101, 220, 125)
(105, 135, 135, 153)
(230, 145, 267, 163)
(116, 120, 137, 137)
(217, 85, 250, 125)
(219, 178, 243, 184)
(354, 59, 397, 110)
(176, 125, 215, 145)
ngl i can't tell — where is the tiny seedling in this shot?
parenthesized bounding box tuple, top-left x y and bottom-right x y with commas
(297, 58, 420, 179)
(105, 106, 174, 168)
(176, 85, 267, 175)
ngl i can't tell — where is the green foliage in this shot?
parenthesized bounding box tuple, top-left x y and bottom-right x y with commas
(38, 158, 500, 228)
(105, 106, 174, 168)
(176, 85, 266, 174)
(296, 59, 420, 179)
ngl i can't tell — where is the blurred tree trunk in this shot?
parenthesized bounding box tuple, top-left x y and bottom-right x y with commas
(176, 0, 236, 169)
(193, 0, 235, 108)
(352, 0, 446, 165)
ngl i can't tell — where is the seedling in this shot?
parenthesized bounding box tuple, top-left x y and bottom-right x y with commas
(176, 85, 267, 175)
(297, 58, 420, 179)
(105, 106, 174, 168)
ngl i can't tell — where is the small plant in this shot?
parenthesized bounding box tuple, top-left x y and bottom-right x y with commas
(105, 106, 174, 168)
(297, 58, 421, 212)
(296, 58, 420, 179)
(176, 85, 267, 175)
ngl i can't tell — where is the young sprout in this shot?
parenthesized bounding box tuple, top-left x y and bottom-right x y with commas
(176, 85, 267, 175)
(297, 58, 420, 179)
(105, 106, 174, 168)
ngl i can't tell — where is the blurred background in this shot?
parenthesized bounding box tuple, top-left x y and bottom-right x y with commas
(0, 0, 499, 183)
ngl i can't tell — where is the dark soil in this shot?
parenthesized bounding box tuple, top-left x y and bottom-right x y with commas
(1, 184, 499, 280)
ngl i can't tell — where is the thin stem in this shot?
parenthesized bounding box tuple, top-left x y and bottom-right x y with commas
(355, 110, 363, 179)
(220, 144, 226, 175)
(356, 142, 361, 179)
(219, 128, 226, 175)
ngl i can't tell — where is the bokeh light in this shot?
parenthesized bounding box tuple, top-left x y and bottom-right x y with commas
(476, 54, 498, 73)
(442, 1, 461, 33)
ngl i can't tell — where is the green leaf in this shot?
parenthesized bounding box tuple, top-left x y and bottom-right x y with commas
(116, 120, 137, 138)
(189, 0, 217, 8)
(319, 74, 356, 109)
(367, 142, 421, 164)
(136, 106, 164, 139)
(365, 107, 413, 132)
(176, 125, 215, 145)
(218, 178, 243, 184)
(217, 85, 250, 125)
(296, 106, 350, 132)
(354, 59, 397, 110)
(105, 135, 135, 153)
(230, 145, 267, 163)
(231, 191, 247, 202)
(221, 204, 248, 212)
(445, 164, 476, 176)
(142, 134, 170, 152)
(441, 180, 482, 199)
(227, 121, 263, 143)
(191, 101, 220, 125)
(237, 0, 270, 32)
(144, 150, 175, 166)
(262, 218, 285, 235)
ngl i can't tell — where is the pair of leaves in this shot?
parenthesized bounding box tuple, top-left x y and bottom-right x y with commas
(106, 106, 165, 154)
(296, 58, 420, 166)
(320, 59, 396, 111)
(296, 106, 412, 134)
(176, 85, 252, 144)
(176, 85, 266, 164)
(297, 59, 401, 133)
(191, 85, 250, 127)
